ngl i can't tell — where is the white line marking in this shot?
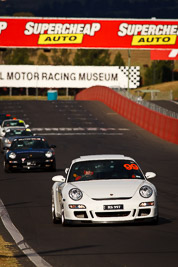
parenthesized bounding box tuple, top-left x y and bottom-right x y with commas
(171, 100, 178, 105)
(0, 198, 52, 267)
(38, 133, 124, 136)
(31, 127, 130, 132)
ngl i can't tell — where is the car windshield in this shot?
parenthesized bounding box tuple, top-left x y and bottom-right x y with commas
(3, 120, 25, 127)
(5, 129, 33, 137)
(10, 138, 49, 150)
(68, 160, 144, 182)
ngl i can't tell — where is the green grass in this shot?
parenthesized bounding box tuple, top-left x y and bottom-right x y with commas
(0, 236, 21, 267)
(0, 95, 74, 101)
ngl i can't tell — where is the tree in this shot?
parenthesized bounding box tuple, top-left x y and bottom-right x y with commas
(51, 49, 71, 65)
(2, 49, 34, 65)
(37, 53, 49, 65)
(60, 49, 71, 65)
(112, 51, 125, 66)
(73, 49, 110, 65)
(144, 60, 173, 85)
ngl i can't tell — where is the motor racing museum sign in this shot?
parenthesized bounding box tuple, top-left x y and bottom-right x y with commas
(0, 17, 178, 49)
(0, 65, 140, 89)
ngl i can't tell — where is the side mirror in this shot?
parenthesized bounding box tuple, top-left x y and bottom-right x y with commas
(65, 168, 69, 174)
(50, 145, 56, 149)
(145, 172, 156, 179)
(52, 175, 66, 182)
(25, 124, 29, 128)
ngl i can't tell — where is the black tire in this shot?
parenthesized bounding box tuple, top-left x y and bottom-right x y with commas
(4, 161, 11, 173)
(51, 163, 56, 172)
(52, 208, 61, 224)
(52, 193, 60, 224)
(61, 210, 68, 226)
(49, 161, 56, 172)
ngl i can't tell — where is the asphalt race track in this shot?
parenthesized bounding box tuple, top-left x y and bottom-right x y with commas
(151, 100, 178, 113)
(0, 100, 178, 267)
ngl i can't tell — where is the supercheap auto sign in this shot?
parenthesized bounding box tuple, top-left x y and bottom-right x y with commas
(0, 17, 178, 49)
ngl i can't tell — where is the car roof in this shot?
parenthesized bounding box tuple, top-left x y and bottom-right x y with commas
(72, 154, 134, 164)
(2, 119, 23, 124)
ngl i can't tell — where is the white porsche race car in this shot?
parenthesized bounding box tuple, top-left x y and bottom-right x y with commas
(52, 154, 158, 226)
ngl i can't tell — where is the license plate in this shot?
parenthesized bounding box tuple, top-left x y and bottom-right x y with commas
(27, 161, 36, 166)
(103, 204, 124, 210)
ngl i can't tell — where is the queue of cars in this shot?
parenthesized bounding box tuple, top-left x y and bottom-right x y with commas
(0, 113, 56, 172)
(1, 112, 158, 226)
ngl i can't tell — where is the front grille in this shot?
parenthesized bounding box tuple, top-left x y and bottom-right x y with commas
(17, 152, 44, 160)
(92, 197, 132, 201)
(95, 211, 130, 217)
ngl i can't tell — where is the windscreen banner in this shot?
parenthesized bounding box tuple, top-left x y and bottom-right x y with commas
(0, 65, 140, 89)
(0, 17, 178, 49)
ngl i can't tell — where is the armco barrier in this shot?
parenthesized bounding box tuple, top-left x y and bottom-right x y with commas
(75, 86, 178, 145)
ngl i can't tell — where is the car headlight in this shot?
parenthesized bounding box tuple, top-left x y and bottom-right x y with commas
(9, 152, 16, 159)
(4, 138, 11, 144)
(139, 185, 153, 198)
(45, 151, 53, 158)
(69, 188, 83, 201)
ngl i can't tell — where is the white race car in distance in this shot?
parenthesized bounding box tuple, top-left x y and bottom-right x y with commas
(0, 119, 29, 139)
(52, 154, 158, 226)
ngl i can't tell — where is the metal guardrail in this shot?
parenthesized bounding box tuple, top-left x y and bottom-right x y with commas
(113, 88, 178, 120)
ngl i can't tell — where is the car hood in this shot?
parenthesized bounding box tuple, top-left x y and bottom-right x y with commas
(10, 149, 49, 154)
(70, 179, 146, 198)
(3, 126, 25, 129)
(3, 136, 16, 142)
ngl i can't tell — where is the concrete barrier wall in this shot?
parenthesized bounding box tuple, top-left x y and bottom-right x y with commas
(76, 86, 178, 145)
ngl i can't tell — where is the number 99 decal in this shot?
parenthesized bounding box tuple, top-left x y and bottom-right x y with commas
(124, 164, 139, 170)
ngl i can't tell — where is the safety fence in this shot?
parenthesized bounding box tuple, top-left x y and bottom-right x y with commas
(113, 88, 178, 119)
(75, 86, 178, 145)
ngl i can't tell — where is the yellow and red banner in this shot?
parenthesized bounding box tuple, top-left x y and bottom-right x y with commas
(0, 17, 178, 49)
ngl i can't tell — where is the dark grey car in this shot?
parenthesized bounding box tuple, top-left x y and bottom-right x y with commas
(1, 128, 34, 152)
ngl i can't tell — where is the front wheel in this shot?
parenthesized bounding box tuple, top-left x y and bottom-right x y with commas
(49, 161, 56, 172)
(3, 161, 11, 173)
(52, 208, 61, 224)
(52, 194, 60, 224)
(61, 210, 67, 226)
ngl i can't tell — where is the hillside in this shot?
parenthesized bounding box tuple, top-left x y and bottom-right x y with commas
(133, 81, 178, 100)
